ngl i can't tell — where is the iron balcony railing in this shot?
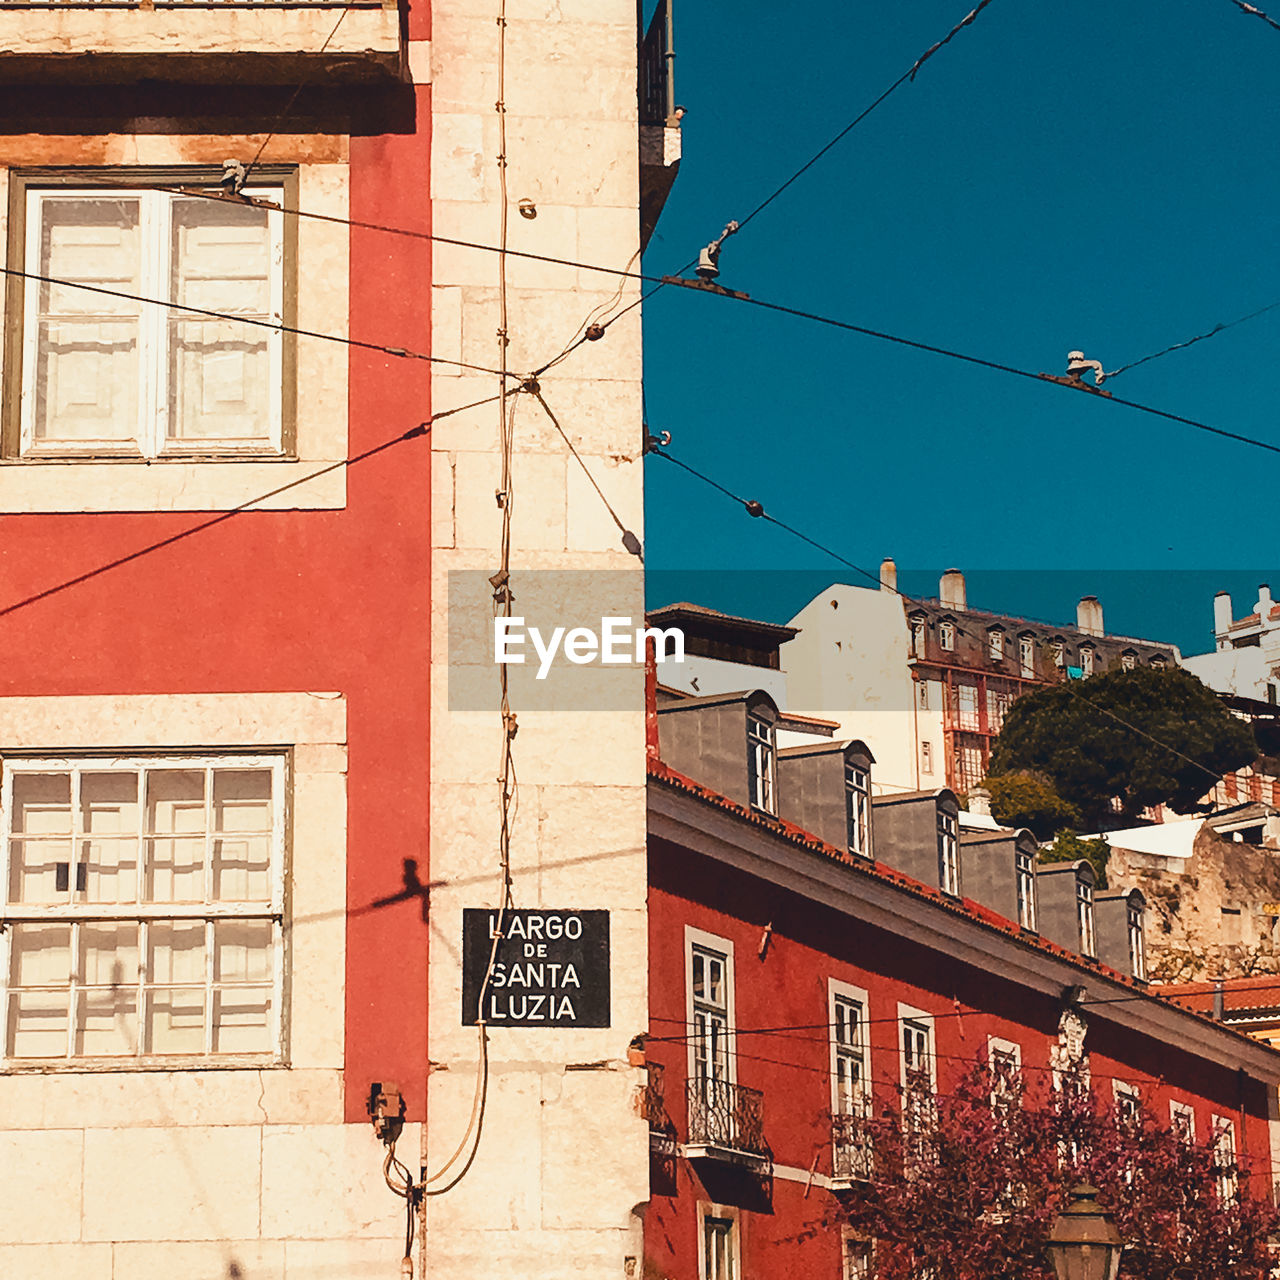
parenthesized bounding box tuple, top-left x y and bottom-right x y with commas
(685, 1076, 768, 1163)
(639, 0, 676, 127)
(831, 1107, 873, 1183)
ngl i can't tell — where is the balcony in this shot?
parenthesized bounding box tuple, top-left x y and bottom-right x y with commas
(830, 1109, 873, 1188)
(685, 1077, 769, 1169)
(0, 0, 403, 86)
(639, 0, 680, 249)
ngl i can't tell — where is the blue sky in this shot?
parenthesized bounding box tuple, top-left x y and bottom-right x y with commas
(640, 0, 1280, 655)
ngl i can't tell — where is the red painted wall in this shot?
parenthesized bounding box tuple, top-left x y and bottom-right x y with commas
(0, 87, 435, 1123)
(646, 835, 1274, 1278)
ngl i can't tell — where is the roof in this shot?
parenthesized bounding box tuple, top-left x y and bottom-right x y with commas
(645, 601, 800, 643)
(1089, 817, 1203, 861)
(1160, 976, 1280, 1016)
(647, 757, 1280, 1063)
(778, 737, 873, 762)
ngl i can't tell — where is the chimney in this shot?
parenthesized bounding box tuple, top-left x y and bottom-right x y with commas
(1257, 584, 1273, 620)
(1214, 590, 1233, 641)
(968, 786, 992, 817)
(939, 568, 966, 612)
(879, 557, 897, 593)
(1077, 595, 1104, 637)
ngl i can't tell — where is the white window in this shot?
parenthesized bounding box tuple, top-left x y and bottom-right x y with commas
(1121, 651, 1136, 672)
(700, 1206, 739, 1280)
(1128, 902, 1146, 980)
(846, 763, 871, 858)
(1018, 635, 1035, 678)
(988, 630, 1004, 661)
(938, 621, 955, 652)
(1079, 646, 1095, 677)
(1077, 875, 1096, 957)
(909, 616, 925, 658)
(830, 980, 871, 1180)
(1016, 847, 1037, 932)
(986, 686, 1014, 733)
(2, 755, 285, 1062)
(1170, 1100, 1196, 1144)
(1151, 654, 1168, 669)
(18, 181, 285, 458)
(747, 713, 776, 815)
(900, 1006, 936, 1151)
(956, 683, 979, 731)
(842, 1235, 872, 1280)
(988, 1036, 1021, 1110)
(687, 926, 734, 1103)
(936, 807, 959, 897)
(917, 680, 929, 711)
(1114, 1081, 1140, 1130)
(1051, 639, 1065, 669)
(1212, 1117, 1238, 1201)
(920, 741, 933, 776)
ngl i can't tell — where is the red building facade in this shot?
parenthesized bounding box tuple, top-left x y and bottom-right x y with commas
(644, 684, 1280, 1279)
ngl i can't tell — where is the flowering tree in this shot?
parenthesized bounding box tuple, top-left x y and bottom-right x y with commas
(831, 1061, 1277, 1280)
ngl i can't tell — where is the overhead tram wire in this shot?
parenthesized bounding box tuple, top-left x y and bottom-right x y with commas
(1105, 298, 1280, 381)
(1229, 1, 1280, 35)
(0, 266, 514, 379)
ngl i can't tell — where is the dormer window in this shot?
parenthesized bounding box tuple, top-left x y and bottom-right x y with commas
(988, 629, 1004, 661)
(1121, 650, 1136, 672)
(1079, 645, 1095, 678)
(1128, 902, 1146, 980)
(846, 762, 871, 858)
(1016, 847, 1037, 932)
(747, 713, 776, 815)
(1018, 634, 1035, 678)
(909, 614, 925, 658)
(1151, 654, 1167, 669)
(938, 620, 955, 652)
(1077, 876, 1096, 957)
(937, 807, 959, 896)
(1051, 639, 1065, 669)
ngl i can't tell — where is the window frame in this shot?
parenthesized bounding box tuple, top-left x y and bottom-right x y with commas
(685, 925, 735, 1091)
(1018, 633, 1035, 679)
(0, 750, 289, 1069)
(1079, 645, 1095, 678)
(698, 1202, 740, 1280)
(920, 741, 933, 776)
(1076, 874, 1096, 957)
(1128, 901, 1146, 980)
(987, 628, 1004, 661)
(987, 1035, 1022, 1110)
(1169, 1099, 1196, 1144)
(746, 711, 776, 816)
(1212, 1115, 1239, 1201)
(1113, 1080, 1140, 1130)
(936, 805, 959, 897)
(841, 1231, 872, 1280)
(830, 978, 872, 1180)
(3, 166, 299, 462)
(845, 762, 871, 859)
(1015, 846, 1037, 932)
(938, 620, 955, 652)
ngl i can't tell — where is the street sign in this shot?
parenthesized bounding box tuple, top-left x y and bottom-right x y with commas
(461, 908, 610, 1027)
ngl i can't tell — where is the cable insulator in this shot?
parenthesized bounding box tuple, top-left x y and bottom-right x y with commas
(745, 500, 765, 518)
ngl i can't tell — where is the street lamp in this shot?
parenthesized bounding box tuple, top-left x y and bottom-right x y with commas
(1045, 1184, 1123, 1280)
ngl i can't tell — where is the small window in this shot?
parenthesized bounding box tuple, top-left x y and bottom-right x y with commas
(988, 1037, 1021, 1110)
(846, 763, 871, 859)
(747, 713, 776, 815)
(1151, 654, 1168, 669)
(1077, 876, 1095, 957)
(988, 630, 1004, 661)
(1128, 902, 1146, 981)
(702, 1212, 739, 1280)
(909, 615, 925, 658)
(1121, 650, 1136, 672)
(1018, 636, 1035, 678)
(1170, 1100, 1195, 1144)
(917, 681, 929, 711)
(12, 178, 288, 459)
(938, 620, 955, 652)
(1213, 1118, 1238, 1202)
(1269, 684, 1278, 706)
(842, 1236, 872, 1280)
(936, 807, 959, 896)
(2, 755, 285, 1062)
(956, 683, 979, 731)
(1114, 1082, 1140, 1131)
(1051, 639, 1065, 669)
(1016, 847, 1037, 932)
(1079, 647, 1095, 677)
(921, 741, 933, 776)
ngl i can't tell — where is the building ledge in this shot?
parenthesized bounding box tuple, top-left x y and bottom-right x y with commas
(0, 5, 403, 84)
(682, 1141, 771, 1172)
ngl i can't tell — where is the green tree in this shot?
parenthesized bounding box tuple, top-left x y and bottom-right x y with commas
(1039, 829, 1111, 888)
(982, 771, 1080, 841)
(989, 667, 1256, 831)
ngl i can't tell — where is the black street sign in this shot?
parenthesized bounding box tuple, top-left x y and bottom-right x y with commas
(461, 908, 610, 1027)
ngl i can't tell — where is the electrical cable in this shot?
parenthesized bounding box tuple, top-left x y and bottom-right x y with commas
(1229, 1, 1280, 34)
(241, 4, 356, 184)
(1105, 299, 1280, 381)
(0, 266, 513, 379)
(0, 391, 500, 623)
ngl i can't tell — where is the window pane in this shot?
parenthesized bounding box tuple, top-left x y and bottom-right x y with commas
(145, 770, 206, 901)
(81, 772, 140, 903)
(145, 921, 206, 1054)
(33, 197, 141, 445)
(145, 987, 206, 1055)
(80, 921, 139, 987)
(10, 922, 72, 988)
(212, 987, 273, 1054)
(10, 774, 74, 900)
(168, 199, 272, 444)
(148, 921, 205, 985)
(215, 920, 272, 985)
(212, 770, 273, 900)
(75, 985, 138, 1057)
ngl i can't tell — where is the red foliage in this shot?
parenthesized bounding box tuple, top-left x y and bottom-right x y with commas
(831, 1061, 1278, 1280)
